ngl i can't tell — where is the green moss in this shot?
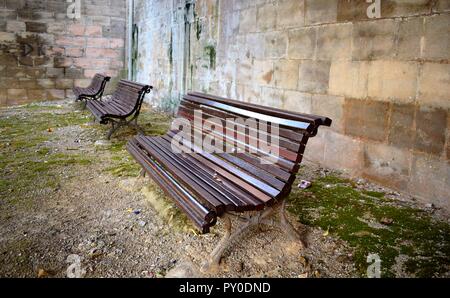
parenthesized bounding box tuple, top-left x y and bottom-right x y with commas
(288, 175, 450, 278)
(168, 31, 173, 66)
(0, 108, 93, 206)
(362, 190, 385, 198)
(204, 45, 216, 69)
(195, 18, 202, 40)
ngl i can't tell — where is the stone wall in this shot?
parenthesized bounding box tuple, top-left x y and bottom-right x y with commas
(0, 0, 127, 105)
(133, 0, 450, 209)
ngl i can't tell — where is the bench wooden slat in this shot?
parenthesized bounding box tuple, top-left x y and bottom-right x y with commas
(127, 140, 216, 233)
(166, 131, 279, 199)
(184, 95, 312, 132)
(179, 99, 306, 144)
(189, 91, 332, 127)
(150, 136, 264, 210)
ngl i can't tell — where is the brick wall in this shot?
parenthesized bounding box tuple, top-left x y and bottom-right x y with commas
(133, 0, 450, 209)
(0, 0, 127, 105)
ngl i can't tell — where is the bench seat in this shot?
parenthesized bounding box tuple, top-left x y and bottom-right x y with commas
(86, 79, 152, 138)
(127, 92, 331, 233)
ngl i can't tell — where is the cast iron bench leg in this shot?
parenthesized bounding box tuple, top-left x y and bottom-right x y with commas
(201, 200, 306, 273)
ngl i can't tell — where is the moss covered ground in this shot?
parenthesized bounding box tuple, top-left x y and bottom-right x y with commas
(288, 174, 450, 277)
(1, 101, 448, 277)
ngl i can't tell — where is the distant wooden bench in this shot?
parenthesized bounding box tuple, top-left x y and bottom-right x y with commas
(127, 92, 331, 269)
(87, 79, 153, 139)
(73, 73, 110, 105)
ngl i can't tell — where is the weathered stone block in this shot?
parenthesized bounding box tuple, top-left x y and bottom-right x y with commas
(311, 94, 344, 132)
(65, 68, 85, 79)
(109, 38, 124, 49)
(65, 48, 85, 58)
(264, 31, 288, 59)
(27, 89, 47, 100)
(287, 27, 316, 60)
(55, 79, 74, 89)
(242, 84, 262, 104)
(274, 59, 299, 90)
(368, 61, 418, 102)
(25, 22, 47, 33)
(7, 88, 27, 101)
(303, 129, 325, 163)
(45, 67, 64, 79)
(245, 33, 265, 59)
(0, 89, 7, 106)
(54, 57, 73, 68)
(283, 90, 312, 114)
(257, 3, 277, 32)
(6, 20, 25, 32)
(0, 32, 16, 42)
(305, 0, 338, 25)
(363, 142, 411, 189)
(423, 14, 450, 60)
(86, 37, 110, 48)
(352, 19, 397, 60)
(260, 87, 284, 108)
(316, 23, 352, 60)
(418, 63, 450, 109)
(337, 0, 371, 22)
(329, 60, 368, 98)
(37, 79, 55, 89)
(47, 89, 65, 100)
(382, 0, 434, 18)
(56, 36, 86, 47)
(298, 60, 330, 94)
(85, 25, 102, 37)
(323, 130, 364, 173)
(86, 48, 120, 59)
(277, 0, 305, 28)
(239, 8, 257, 33)
(408, 153, 449, 209)
(344, 98, 390, 142)
(434, 0, 450, 12)
(18, 79, 38, 89)
(102, 20, 125, 38)
(253, 60, 274, 86)
(415, 106, 447, 155)
(397, 17, 423, 60)
(236, 61, 252, 82)
(47, 22, 65, 34)
(388, 103, 415, 150)
(0, 9, 18, 20)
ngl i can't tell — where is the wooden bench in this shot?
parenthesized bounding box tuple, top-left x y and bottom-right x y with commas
(73, 73, 110, 105)
(87, 79, 153, 139)
(126, 92, 331, 269)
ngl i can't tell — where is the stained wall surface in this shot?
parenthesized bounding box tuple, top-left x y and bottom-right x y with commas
(133, 0, 450, 209)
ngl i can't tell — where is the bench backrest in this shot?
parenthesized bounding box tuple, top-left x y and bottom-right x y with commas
(88, 73, 111, 95)
(176, 92, 331, 200)
(109, 79, 152, 118)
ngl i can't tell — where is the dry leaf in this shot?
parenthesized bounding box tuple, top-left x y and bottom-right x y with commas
(298, 272, 308, 278)
(38, 268, 48, 278)
(380, 217, 394, 225)
(47, 128, 53, 133)
(299, 256, 308, 267)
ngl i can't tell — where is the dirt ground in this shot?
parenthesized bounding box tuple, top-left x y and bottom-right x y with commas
(0, 100, 448, 278)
